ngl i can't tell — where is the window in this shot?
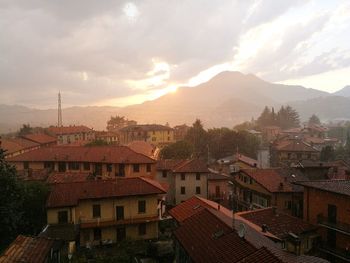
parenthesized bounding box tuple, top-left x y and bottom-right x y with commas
(181, 173, 185, 180)
(196, 186, 201, 194)
(152, 137, 156, 141)
(285, 201, 292, 210)
(196, 173, 201, 180)
(138, 223, 147, 236)
(24, 162, 29, 170)
(249, 178, 253, 185)
(138, 200, 146, 213)
(44, 161, 54, 170)
(168, 136, 170, 141)
(133, 164, 140, 173)
(93, 204, 101, 218)
(243, 176, 248, 183)
(106, 163, 112, 172)
(181, 187, 186, 195)
(162, 171, 167, 178)
(93, 228, 101, 241)
(68, 162, 80, 170)
(58, 211, 68, 223)
(146, 164, 151, 173)
(116, 206, 124, 220)
(83, 163, 90, 171)
(152, 131, 155, 135)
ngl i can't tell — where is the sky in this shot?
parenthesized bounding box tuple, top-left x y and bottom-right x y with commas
(1, 0, 350, 108)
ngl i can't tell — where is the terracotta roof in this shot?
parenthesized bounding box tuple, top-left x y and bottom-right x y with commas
(127, 141, 159, 159)
(306, 124, 328, 133)
(236, 247, 282, 263)
(303, 136, 325, 145)
(235, 153, 258, 167)
(237, 208, 317, 240)
(46, 177, 166, 208)
(0, 235, 55, 263)
(1, 138, 39, 155)
(17, 169, 50, 182)
(157, 159, 186, 170)
(240, 169, 306, 193)
(47, 125, 93, 135)
(174, 208, 259, 263)
(295, 180, 350, 197)
(46, 172, 93, 184)
(22, 133, 57, 144)
(120, 124, 173, 132)
(6, 146, 155, 164)
(169, 196, 232, 223)
(274, 139, 318, 152)
(173, 159, 210, 173)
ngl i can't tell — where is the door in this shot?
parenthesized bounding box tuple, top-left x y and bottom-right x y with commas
(116, 226, 126, 242)
(94, 163, 102, 176)
(328, 204, 337, 223)
(118, 164, 125, 177)
(116, 206, 124, 221)
(215, 186, 220, 198)
(58, 162, 66, 172)
(327, 229, 336, 248)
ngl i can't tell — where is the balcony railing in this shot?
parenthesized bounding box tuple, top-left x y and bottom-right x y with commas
(78, 215, 160, 229)
(317, 215, 350, 236)
(318, 242, 350, 262)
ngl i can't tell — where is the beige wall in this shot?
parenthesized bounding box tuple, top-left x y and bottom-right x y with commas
(174, 172, 208, 204)
(156, 170, 175, 204)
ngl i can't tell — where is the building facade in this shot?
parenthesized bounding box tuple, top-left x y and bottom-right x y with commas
(47, 125, 95, 145)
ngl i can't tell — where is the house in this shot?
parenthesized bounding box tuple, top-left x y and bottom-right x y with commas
(45, 177, 166, 247)
(270, 138, 320, 167)
(47, 125, 95, 145)
(0, 235, 62, 263)
(236, 208, 319, 255)
(0, 137, 40, 158)
(173, 124, 190, 141)
(127, 140, 160, 160)
(6, 145, 156, 179)
(156, 159, 210, 205)
(95, 131, 119, 144)
(21, 133, 57, 147)
(169, 197, 328, 263)
(215, 153, 258, 175)
(231, 168, 306, 217)
(118, 124, 175, 147)
(207, 171, 230, 208)
(262, 126, 282, 142)
(294, 180, 350, 262)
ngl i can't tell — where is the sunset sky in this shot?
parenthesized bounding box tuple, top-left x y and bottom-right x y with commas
(1, 0, 350, 108)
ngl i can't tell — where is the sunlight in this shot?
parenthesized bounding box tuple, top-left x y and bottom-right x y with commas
(123, 2, 139, 20)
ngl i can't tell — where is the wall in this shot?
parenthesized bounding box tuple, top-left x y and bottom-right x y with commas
(174, 172, 208, 204)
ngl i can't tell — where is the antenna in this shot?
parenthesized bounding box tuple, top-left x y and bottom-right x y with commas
(58, 91, 63, 127)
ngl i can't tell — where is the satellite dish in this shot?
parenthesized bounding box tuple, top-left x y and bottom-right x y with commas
(238, 223, 246, 238)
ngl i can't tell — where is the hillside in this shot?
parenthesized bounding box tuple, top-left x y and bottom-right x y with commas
(1, 71, 346, 134)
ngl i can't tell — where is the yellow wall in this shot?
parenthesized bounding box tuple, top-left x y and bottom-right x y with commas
(146, 130, 175, 146)
(174, 172, 208, 204)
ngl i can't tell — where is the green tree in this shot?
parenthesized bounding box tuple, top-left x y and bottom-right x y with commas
(320, 146, 335, 162)
(18, 124, 33, 136)
(308, 114, 321, 125)
(106, 115, 137, 131)
(257, 106, 272, 127)
(277, 105, 300, 129)
(0, 149, 23, 249)
(184, 119, 208, 158)
(160, 140, 194, 159)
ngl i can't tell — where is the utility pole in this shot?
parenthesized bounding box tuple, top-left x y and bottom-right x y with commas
(58, 92, 62, 127)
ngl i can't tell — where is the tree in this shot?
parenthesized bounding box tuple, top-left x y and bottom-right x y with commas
(160, 140, 194, 159)
(320, 146, 335, 162)
(0, 149, 23, 249)
(106, 115, 137, 132)
(184, 119, 208, 158)
(18, 124, 33, 136)
(277, 105, 300, 129)
(345, 132, 350, 157)
(257, 106, 272, 127)
(309, 114, 321, 125)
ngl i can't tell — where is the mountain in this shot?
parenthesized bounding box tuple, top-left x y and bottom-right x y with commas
(333, 85, 350, 97)
(1, 71, 347, 134)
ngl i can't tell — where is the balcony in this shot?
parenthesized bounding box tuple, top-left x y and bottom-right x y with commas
(79, 216, 160, 229)
(318, 215, 350, 236)
(318, 242, 350, 262)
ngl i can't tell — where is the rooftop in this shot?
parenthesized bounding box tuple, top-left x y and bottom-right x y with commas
(241, 168, 306, 193)
(119, 124, 173, 132)
(172, 159, 210, 173)
(46, 177, 166, 208)
(294, 180, 350, 197)
(127, 140, 159, 159)
(237, 208, 317, 240)
(22, 133, 57, 144)
(47, 125, 93, 135)
(0, 235, 55, 263)
(274, 139, 318, 152)
(6, 145, 155, 164)
(1, 138, 39, 155)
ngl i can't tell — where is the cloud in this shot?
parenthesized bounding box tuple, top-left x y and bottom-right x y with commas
(0, 0, 344, 108)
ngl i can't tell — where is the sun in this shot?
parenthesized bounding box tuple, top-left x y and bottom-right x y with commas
(168, 85, 178, 93)
(123, 2, 139, 20)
